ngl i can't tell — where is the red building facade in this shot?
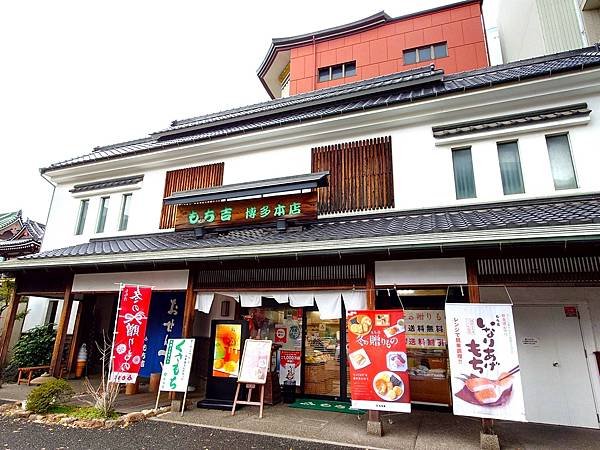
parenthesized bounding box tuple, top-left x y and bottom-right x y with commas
(258, 1, 488, 98)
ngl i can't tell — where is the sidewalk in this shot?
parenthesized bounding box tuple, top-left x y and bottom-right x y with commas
(154, 403, 599, 450)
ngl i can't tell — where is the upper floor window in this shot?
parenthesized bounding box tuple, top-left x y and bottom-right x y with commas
(318, 61, 356, 82)
(96, 197, 109, 233)
(545, 134, 577, 190)
(74, 199, 89, 235)
(497, 141, 525, 195)
(452, 147, 476, 200)
(118, 193, 132, 231)
(311, 136, 394, 214)
(404, 42, 448, 65)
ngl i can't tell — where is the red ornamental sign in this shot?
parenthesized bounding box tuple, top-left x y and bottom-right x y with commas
(347, 310, 411, 413)
(110, 284, 152, 384)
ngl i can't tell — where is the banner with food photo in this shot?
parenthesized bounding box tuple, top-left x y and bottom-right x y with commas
(347, 310, 411, 413)
(445, 303, 526, 422)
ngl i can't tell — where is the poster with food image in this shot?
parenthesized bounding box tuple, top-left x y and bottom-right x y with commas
(279, 350, 301, 385)
(238, 339, 272, 384)
(213, 323, 242, 378)
(445, 303, 526, 422)
(347, 310, 411, 413)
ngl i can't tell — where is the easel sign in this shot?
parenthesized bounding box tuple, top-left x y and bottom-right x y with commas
(231, 339, 272, 418)
(155, 338, 195, 416)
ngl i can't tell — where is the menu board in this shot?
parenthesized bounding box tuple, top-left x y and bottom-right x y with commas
(212, 323, 242, 378)
(347, 310, 411, 413)
(405, 309, 447, 349)
(238, 339, 273, 384)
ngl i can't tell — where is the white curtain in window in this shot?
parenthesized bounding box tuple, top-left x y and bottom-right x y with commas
(289, 292, 314, 307)
(239, 292, 262, 307)
(546, 135, 577, 190)
(314, 292, 342, 320)
(342, 290, 367, 313)
(269, 293, 289, 304)
(195, 293, 214, 313)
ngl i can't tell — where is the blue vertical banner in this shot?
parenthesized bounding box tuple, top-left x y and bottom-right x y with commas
(140, 291, 185, 377)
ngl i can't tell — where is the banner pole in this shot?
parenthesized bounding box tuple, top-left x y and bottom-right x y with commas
(108, 282, 124, 379)
(155, 389, 161, 411)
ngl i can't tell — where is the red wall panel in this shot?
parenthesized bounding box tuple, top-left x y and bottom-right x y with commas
(289, 1, 487, 95)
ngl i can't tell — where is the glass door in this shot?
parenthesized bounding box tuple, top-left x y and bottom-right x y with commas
(303, 310, 343, 398)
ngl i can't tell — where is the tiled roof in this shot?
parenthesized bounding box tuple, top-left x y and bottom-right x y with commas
(0, 211, 22, 231)
(432, 103, 592, 138)
(16, 194, 600, 263)
(42, 46, 600, 174)
(12, 219, 45, 241)
(70, 175, 144, 194)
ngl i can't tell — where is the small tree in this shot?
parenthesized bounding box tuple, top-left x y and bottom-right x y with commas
(0, 278, 28, 321)
(83, 333, 120, 418)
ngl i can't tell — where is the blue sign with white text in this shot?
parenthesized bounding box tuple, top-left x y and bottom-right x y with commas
(140, 291, 184, 377)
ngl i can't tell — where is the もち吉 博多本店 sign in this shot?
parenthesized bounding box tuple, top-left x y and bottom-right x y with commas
(174, 192, 317, 230)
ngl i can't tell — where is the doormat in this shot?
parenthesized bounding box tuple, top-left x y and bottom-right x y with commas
(288, 399, 364, 415)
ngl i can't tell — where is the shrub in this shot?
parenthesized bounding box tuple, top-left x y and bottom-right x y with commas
(4, 324, 56, 381)
(26, 379, 74, 413)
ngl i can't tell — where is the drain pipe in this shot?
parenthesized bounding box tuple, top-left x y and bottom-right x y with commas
(40, 171, 56, 249)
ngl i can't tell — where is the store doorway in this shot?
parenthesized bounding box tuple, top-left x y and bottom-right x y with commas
(513, 305, 599, 428)
(303, 310, 348, 400)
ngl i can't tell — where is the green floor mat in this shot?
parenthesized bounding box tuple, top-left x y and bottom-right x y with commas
(288, 398, 364, 414)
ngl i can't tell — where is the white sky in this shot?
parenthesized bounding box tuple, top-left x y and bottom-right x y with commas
(0, 0, 499, 223)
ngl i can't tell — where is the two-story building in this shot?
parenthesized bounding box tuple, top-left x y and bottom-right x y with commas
(1, 0, 599, 430)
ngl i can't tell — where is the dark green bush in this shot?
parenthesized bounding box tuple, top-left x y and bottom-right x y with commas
(26, 378, 74, 413)
(4, 324, 56, 381)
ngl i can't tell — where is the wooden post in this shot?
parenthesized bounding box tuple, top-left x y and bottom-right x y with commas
(182, 272, 196, 338)
(365, 261, 383, 436)
(466, 258, 496, 439)
(50, 280, 73, 377)
(65, 299, 84, 377)
(0, 279, 20, 367)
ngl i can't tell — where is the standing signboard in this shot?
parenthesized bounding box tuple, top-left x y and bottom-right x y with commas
(140, 292, 184, 377)
(347, 310, 411, 413)
(445, 303, 526, 422)
(231, 339, 273, 418)
(156, 338, 195, 415)
(110, 284, 152, 384)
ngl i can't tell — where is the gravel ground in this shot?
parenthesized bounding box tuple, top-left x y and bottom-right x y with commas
(0, 415, 360, 450)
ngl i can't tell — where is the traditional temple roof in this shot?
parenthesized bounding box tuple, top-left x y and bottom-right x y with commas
(1, 194, 599, 270)
(0, 212, 45, 259)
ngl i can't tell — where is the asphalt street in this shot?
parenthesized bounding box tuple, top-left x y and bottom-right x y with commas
(0, 416, 361, 450)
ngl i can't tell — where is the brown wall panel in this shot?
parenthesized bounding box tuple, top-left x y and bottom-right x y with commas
(160, 163, 224, 229)
(311, 136, 394, 214)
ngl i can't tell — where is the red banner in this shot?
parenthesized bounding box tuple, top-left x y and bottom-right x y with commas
(347, 310, 411, 412)
(109, 284, 152, 383)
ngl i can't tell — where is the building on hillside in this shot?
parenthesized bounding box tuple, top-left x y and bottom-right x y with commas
(1, 1, 600, 433)
(498, 0, 600, 62)
(0, 211, 45, 260)
(258, 0, 488, 98)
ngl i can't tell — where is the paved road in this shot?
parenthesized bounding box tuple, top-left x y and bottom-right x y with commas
(0, 416, 360, 450)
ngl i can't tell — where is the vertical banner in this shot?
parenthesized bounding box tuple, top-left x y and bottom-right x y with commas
(445, 303, 526, 421)
(347, 310, 410, 413)
(159, 338, 196, 392)
(110, 284, 152, 383)
(140, 292, 184, 377)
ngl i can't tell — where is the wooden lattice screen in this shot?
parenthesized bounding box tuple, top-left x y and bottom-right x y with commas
(159, 162, 224, 229)
(311, 136, 394, 214)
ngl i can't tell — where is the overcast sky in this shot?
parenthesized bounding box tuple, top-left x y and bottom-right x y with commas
(0, 0, 499, 224)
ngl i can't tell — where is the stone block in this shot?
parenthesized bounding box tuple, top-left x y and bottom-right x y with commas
(480, 432, 500, 450)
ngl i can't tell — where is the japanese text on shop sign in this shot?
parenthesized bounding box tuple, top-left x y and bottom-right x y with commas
(160, 338, 195, 393)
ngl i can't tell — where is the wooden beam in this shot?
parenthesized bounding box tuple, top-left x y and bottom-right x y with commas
(182, 272, 196, 338)
(65, 299, 84, 377)
(50, 280, 73, 377)
(0, 280, 20, 367)
(466, 258, 480, 303)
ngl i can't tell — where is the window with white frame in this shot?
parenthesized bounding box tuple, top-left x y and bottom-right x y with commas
(118, 193, 132, 231)
(403, 42, 448, 65)
(452, 147, 476, 200)
(75, 199, 89, 235)
(545, 134, 577, 190)
(497, 141, 525, 195)
(96, 197, 109, 233)
(318, 61, 356, 82)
